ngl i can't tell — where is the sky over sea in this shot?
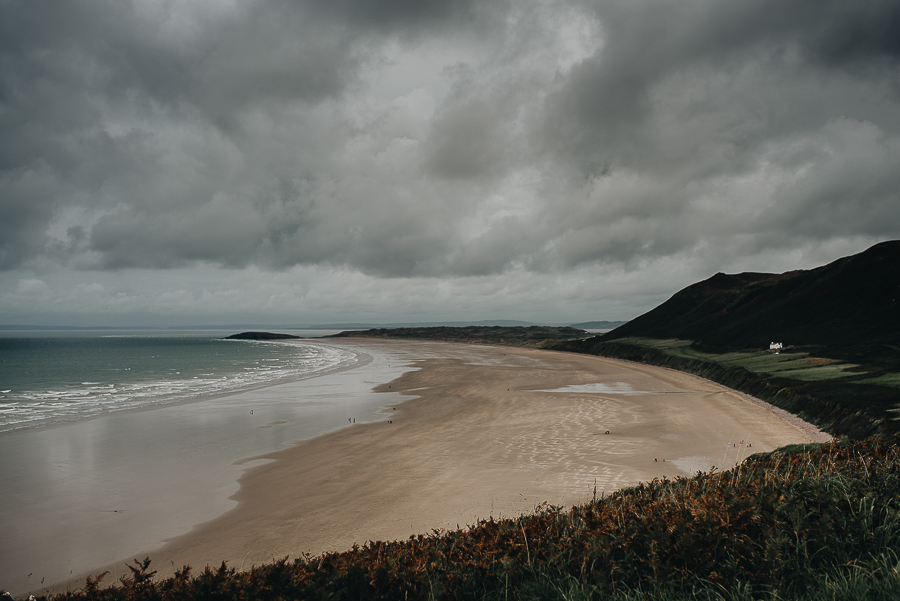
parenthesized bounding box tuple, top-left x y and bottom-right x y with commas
(1, 0, 899, 327)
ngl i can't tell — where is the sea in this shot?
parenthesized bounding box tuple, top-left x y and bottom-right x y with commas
(0, 329, 356, 434)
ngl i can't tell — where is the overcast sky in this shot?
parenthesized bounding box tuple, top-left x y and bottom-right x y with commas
(1, 0, 899, 327)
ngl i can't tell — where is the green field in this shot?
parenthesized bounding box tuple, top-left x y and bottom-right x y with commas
(857, 373, 900, 389)
(612, 337, 873, 383)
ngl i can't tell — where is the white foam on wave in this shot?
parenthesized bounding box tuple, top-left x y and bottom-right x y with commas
(0, 342, 358, 433)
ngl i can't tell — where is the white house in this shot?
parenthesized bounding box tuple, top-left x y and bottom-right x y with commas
(770, 342, 783, 351)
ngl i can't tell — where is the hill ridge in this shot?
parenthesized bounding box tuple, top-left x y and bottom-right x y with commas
(605, 240, 900, 350)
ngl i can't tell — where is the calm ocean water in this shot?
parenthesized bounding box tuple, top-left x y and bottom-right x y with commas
(0, 330, 355, 433)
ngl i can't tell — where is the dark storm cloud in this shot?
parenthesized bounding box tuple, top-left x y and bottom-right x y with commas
(1, 0, 899, 283)
(797, 0, 900, 65)
(426, 86, 520, 180)
(0, 0, 362, 269)
(307, 0, 485, 32)
(548, 0, 900, 168)
(0, 0, 502, 271)
(535, 0, 900, 268)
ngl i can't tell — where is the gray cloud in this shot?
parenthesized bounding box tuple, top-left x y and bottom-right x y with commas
(547, 0, 900, 166)
(306, 0, 487, 32)
(1, 0, 899, 324)
(532, 0, 900, 267)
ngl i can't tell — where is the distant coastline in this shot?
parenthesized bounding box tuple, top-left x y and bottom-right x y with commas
(0, 319, 629, 332)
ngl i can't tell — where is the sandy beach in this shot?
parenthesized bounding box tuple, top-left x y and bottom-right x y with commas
(6, 339, 828, 597)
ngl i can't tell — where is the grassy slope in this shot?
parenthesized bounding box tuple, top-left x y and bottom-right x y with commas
(611, 337, 871, 382)
(32, 438, 900, 600)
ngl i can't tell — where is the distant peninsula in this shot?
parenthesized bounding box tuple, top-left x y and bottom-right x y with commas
(568, 320, 628, 330)
(326, 325, 588, 347)
(225, 331, 301, 340)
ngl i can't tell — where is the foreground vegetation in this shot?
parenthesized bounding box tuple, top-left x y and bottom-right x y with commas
(22, 438, 900, 600)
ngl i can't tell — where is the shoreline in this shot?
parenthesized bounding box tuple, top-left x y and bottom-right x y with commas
(0, 338, 366, 437)
(13, 339, 828, 597)
(0, 340, 413, 598)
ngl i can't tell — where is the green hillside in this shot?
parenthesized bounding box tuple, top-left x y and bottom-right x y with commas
(603, 240, 900, 362)
(552, 241, 900, 439)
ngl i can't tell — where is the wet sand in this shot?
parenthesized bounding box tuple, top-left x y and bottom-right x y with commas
(0, 341, 409, 597)
(12, 339, 828, 597)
